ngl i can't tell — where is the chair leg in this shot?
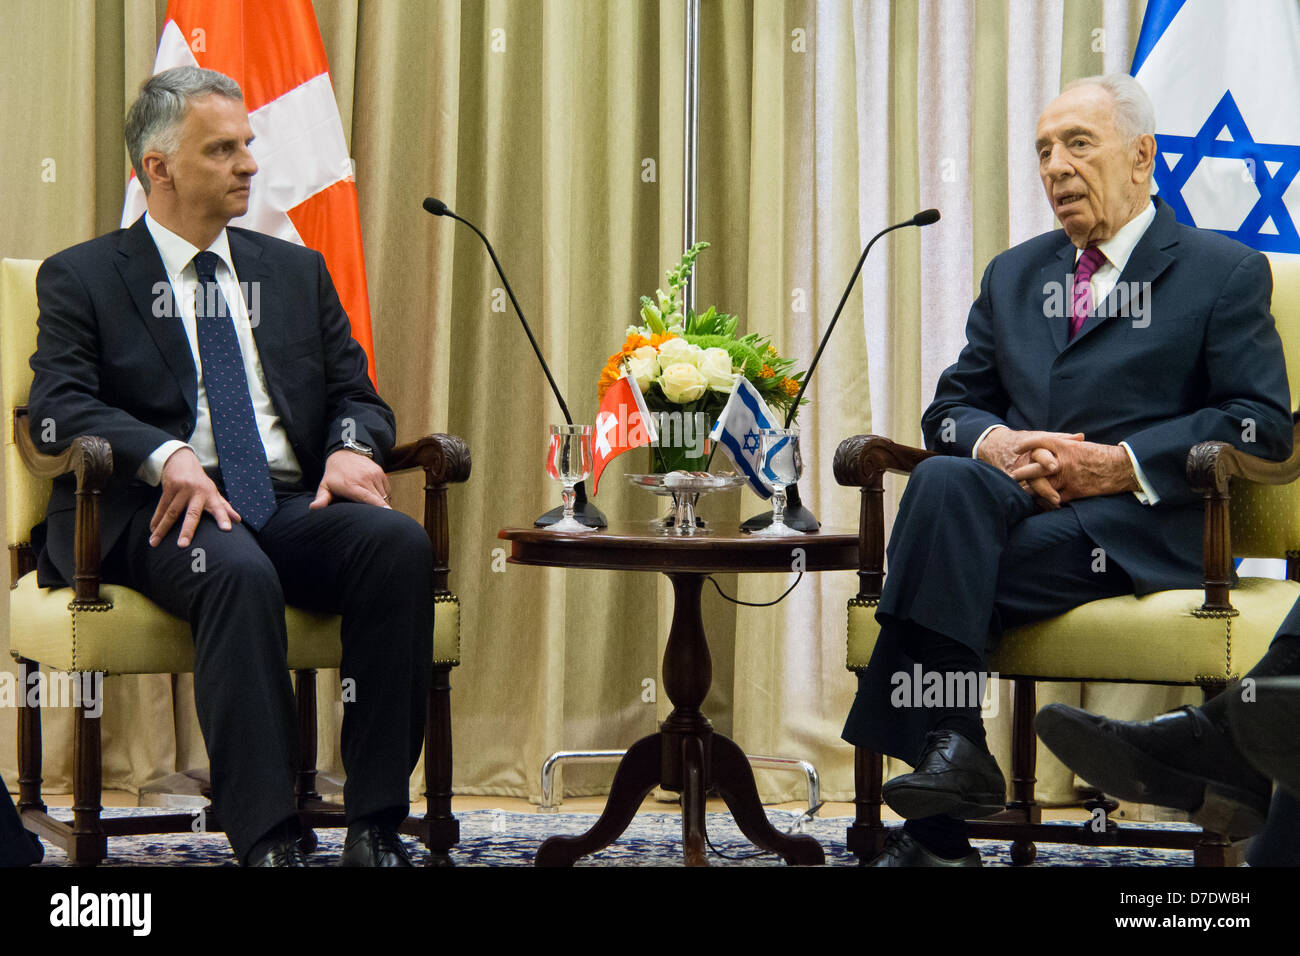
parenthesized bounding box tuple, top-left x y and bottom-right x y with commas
(294, 669, 321, 803)
(15, 657, 46, 816)
(1193, 835, 1230, 866)
(417, 664, 458, 866)
(846, 746, 886, 863)
(293, 669, 322, 853)
(1008, 677, 1040, 866)
(69, 680, 107, 866)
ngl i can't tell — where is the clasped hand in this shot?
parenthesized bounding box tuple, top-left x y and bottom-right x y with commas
(151, 447, 391, 547)
(976, 428, 1138, 509)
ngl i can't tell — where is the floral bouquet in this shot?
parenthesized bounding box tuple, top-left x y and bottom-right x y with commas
(598, 242, 805, 472)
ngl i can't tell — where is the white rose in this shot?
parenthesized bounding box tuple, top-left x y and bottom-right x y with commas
(657, 337, 702, 368)
(625, 345, 660, 392)
(659, 362, 708, 403)
(698, 347, 737, 390)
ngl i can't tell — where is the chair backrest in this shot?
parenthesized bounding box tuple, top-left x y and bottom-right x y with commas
(1231, 254, 1300, 558)
(1, 258, 49, 553)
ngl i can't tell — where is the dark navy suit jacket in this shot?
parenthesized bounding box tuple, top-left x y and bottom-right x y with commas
(921, 197, 1293, 595)
(27, 216, 395, 587)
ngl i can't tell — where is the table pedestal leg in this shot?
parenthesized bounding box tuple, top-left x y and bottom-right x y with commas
(534, 570, 825, 866)
(535, 734, 660, 867)
(680, 735, 708, 866)
(712, 734, 825, 865)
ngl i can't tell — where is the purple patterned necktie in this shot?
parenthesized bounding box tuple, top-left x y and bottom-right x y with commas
(192, 251, 277, 531)
(1069, 246, 1106, 341)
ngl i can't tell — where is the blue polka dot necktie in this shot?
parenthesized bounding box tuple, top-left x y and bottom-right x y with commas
(192, 251, 277, 531)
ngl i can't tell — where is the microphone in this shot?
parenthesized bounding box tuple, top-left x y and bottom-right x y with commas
(423, 197, 572, 425)
(784, 209, 940, 428)
(742, 209, 941, 533)
(424, 196, 606, 528)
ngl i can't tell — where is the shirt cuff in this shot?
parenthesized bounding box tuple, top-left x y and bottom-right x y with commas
(971, 423, 1007, 460)
(137, 440, 191, 486)
(1119, 441, 1159, 505)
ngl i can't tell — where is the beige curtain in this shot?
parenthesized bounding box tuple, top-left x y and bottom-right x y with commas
(1, 0, 1200, 812)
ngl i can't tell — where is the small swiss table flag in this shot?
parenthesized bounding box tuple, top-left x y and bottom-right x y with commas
(591, 373, 657, 494)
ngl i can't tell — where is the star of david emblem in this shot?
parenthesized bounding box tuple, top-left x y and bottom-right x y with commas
(743, 430, 761, 455)
(1153, 91, 1300, 254)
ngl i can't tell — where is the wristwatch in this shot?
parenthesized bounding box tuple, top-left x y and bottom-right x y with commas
(339, 439, 373, 459)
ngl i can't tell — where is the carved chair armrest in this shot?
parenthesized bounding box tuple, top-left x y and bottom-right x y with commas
(1186, 419, 1300, 613)
(833, 434, 934, 488)
(384, 434, 471, 595)
(834, 435, 934, 601)
(385, 434, 472, 485)
(13, 406, 112, 604)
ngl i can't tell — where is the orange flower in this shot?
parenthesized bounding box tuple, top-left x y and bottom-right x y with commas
(780, 377, 799, 397)
(598, 332, 678, 399)
(598, 362, 622, 400)
(760, 365, 776, 379)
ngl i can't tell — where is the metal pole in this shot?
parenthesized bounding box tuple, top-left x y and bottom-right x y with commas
(683, 0, 700, 315)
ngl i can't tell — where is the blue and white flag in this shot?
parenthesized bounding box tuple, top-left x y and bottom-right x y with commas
(709, 377, 778, 498)
(1132, 0, 1300, 255)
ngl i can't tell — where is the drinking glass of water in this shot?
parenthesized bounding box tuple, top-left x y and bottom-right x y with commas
(750, 427, 803, 536)
(546, 424, 596, 533)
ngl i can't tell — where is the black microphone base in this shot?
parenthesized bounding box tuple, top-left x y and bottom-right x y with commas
(535, 481, 608, 529)
(740, 483, 821, 533)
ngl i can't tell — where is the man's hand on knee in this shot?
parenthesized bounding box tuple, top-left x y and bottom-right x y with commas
(310, 450, 392, 511)
(1009, 434, 1139, 504)
(151, 447, 240, 547)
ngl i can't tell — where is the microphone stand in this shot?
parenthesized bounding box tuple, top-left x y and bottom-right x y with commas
(741, 209, 941, 532)
(423, 197, 607, 528)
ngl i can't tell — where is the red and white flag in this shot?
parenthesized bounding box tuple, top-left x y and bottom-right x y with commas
(123, 0, 377, 384)
(591, 371, 657, 494)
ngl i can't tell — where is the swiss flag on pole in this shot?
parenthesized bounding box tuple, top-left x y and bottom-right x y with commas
(591, 372, 657, 494)
(123, 0, 377, 385)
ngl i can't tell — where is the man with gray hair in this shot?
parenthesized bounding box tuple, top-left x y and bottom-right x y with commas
(841, 73, 1293, 866)
(28, 66, 434, 867)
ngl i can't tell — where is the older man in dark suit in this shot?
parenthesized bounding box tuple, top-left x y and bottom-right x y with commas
(28, 66, 432, 866)
(842, 74, 1292, 866)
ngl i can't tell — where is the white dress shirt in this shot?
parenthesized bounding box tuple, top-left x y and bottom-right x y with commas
(970, 200, 1160, 504)
(139, 213, 302, 485)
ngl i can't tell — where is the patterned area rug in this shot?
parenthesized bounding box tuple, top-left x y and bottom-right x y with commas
(33, 807, 1197, 866)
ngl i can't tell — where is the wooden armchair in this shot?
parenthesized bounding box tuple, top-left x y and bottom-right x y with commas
(833, 254, 1300, 867)
(2, 257, 471, 865)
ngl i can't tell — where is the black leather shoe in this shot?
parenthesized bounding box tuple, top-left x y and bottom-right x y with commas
(863, 830, 981, 867)
(1036, 702, 1271, 840)
(1229, 676, 1300, 796)
(881, 730, 1006, 820)
(246, 839, 308, 867)
(340, 823, 414, 867)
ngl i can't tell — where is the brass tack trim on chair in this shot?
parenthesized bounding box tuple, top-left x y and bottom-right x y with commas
(1196, 673, 1241, 684)
(67, 601, 114, 612)
(432, 594, 461, 666)
(1190, 607, 1238, 618)
(847, 597, 879, 608)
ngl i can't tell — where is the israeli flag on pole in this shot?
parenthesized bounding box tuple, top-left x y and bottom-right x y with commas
(1134, 0, 1300, 578)
(1132, 0, 1300, 255)
(710, 377, 777, 498)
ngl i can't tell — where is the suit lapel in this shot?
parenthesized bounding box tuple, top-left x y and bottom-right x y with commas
(115, 218, 198, 418)
(1041, 241, 1076, 354)
(1066, 199, 1177, 350)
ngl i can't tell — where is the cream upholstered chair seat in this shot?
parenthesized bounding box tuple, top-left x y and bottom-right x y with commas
(848, 577, 1300, 684)
(9, 574, 461, 675)
(835, 253, 1300, 867)
(2, 256, 469, 865)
